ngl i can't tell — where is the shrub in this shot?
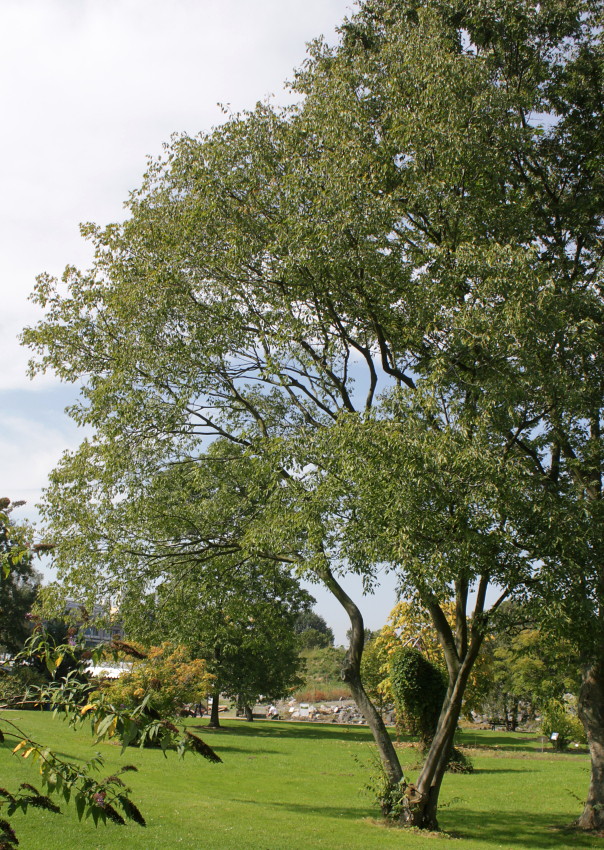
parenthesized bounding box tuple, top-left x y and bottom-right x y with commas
(98, 643, 212, 745)
(541, 698, 586, 751)
(0, 666, 45, 709)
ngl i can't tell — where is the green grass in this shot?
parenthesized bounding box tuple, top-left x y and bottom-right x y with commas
(1, 710, 599, 850)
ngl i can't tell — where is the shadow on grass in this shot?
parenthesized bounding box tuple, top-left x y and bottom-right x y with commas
(209, 745, 281, 755)
(229, 796, 370, 822)
(458, 735, 535, 749)
(442, 807, 602, 847)
(190, 719, 385, 745)
(226, 797, 601, 848)
(470, 767, 537, 774)
(456, 732, 560, 754)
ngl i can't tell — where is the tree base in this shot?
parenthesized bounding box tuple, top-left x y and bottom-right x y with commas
(573, 811, 604, 834)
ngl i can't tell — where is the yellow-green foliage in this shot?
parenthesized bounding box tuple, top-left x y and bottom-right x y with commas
(541, 698, 587, 751)
(373, 601, 494, 717)
(102, 643, 212, 718)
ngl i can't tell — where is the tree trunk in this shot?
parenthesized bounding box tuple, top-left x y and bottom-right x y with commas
(243, 704, 254, 722)
(509, 698, 519, 732)
(576, 660, 604, 831)
(320, 566, 405, 793)
(408, 630, 483, 830)
(345, 659, 404, 786)
(207, 687, 221, 728)
(409, 680, 464, 829)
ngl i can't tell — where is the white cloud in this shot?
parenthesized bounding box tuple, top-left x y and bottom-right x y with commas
(0, 0, 351, 390)
(0, 409, 80, 504)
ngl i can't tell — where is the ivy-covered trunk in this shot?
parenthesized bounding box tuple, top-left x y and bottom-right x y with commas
(576, 658, 604, 831)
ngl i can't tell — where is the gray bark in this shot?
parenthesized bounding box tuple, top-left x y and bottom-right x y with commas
(320, 565, 404, 790)
(576, 660, 604, 831)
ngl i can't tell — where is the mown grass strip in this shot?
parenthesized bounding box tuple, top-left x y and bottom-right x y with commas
(0, 711, 597, 849)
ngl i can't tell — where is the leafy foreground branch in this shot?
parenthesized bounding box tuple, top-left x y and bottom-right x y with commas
(0, 631, 221, 847)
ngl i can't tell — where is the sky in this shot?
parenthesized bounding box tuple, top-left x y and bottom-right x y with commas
(0, 0, 401, 644)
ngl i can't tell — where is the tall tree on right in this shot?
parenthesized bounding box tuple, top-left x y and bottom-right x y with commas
(288, 0, 604, 828)
(424, 2, 604, 829)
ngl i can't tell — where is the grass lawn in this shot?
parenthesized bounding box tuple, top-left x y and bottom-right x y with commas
(1, 710, 599, 850)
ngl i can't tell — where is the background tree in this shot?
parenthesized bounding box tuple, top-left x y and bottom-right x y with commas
(0, 499, 41, 653)
(127, 563, 309, 725)
(294, 610, 334, 650)
(477, 612, 581, 731)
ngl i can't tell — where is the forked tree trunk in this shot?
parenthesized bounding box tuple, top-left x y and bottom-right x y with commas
(407, 592, 487, 831)
(576, 659, 604, 831)
(321, 565, 490, 830)
(409, 664, 472, 829)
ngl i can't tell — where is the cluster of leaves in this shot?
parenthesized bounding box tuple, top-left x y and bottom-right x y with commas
(1, 732, 144, 827)
(0, 499, 42, 654)
(0, 706, 147, 837)
(102, 643, 211, 717)
(362, 750, 426, 824)
(0, 625, 223, 845)
(0, 499, 30, 581)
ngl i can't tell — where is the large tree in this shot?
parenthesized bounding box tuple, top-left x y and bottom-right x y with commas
(24, 0, 604, 831)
